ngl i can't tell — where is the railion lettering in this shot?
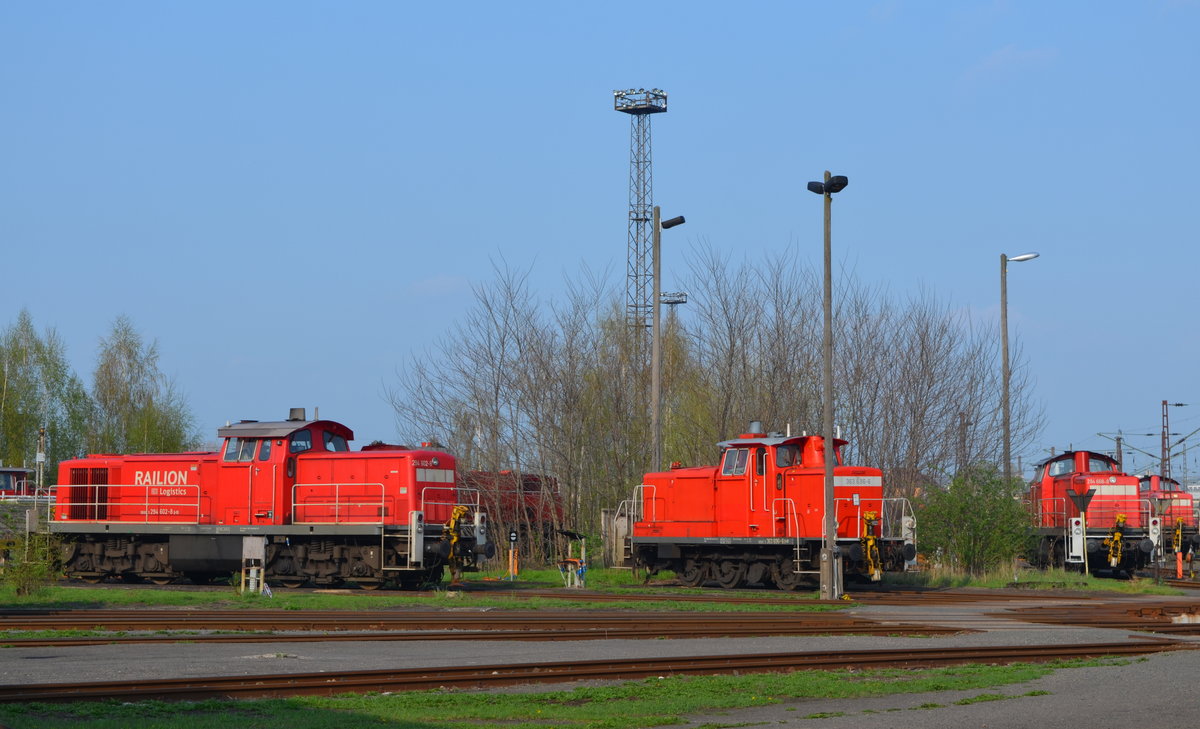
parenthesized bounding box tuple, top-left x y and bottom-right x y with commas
(134, 470, 190, 486)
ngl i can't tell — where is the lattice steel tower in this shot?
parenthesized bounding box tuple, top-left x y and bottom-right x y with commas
(614, 88, 667, 334)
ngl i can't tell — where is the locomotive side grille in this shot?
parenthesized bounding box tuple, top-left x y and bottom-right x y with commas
(66, 467, 111, 520)
(91, 468, 109, 520)
(68, 468, 90, 520)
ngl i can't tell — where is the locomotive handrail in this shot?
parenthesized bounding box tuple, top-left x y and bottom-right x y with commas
(421, 485, 482, 512)
(770, 497, 799, 537)
(880, 498, 915, 541)
(291, 482, 389, 524)
(770, 497, 803, 562)
(56, 483, 201, 525)
(613, 497, 635, 525)
(832, 498, 865, 538)
(633, 484, 656, 523)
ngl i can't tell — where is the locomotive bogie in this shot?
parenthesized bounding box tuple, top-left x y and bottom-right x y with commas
(59, 530, 458, 588)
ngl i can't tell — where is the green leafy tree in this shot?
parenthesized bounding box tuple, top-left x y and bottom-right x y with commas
(917, 465, 1030, 576)
(88, 315, 197, 454)
(0, 310, 92, 482)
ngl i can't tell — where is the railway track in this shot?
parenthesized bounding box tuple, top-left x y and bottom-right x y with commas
(0, 609, 962, 645)
(461, 586, 1098, 607)
(0, 639, 1188, 703)
(1003, 601, 1200, 635)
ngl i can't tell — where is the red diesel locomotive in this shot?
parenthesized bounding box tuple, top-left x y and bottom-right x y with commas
(1029, 450, 1166, 572)
(623, 423, 916, 590)
(50, 410, 493, 588)
(1138, 474, 1199, 555)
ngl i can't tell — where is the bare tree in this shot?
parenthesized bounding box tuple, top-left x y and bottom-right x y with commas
(389, 247, 1043, 535)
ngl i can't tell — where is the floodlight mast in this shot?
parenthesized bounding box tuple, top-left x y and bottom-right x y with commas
(614, 88, 668, 341)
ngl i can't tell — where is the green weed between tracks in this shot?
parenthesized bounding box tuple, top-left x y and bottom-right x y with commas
(0, 567, 841, 614)
(0, 659, 1123, 729)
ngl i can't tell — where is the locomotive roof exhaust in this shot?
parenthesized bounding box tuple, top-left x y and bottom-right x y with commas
(288, 408, 306, 421)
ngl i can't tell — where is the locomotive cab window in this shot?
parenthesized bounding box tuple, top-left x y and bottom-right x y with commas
(721, 448, 749, 476)
(289, 430, 313, 454)
(1047, 460, 1073, 477)
(323, 431, 349, 452)
(775, 445, 798, 468)
(755, 447, 766, 476)
(223, 437, 257, 462)
(257, 439, 272, 461)
(1087, 457, 1113, 473)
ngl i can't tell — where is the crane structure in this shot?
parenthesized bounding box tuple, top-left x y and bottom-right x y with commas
(614, 88, 667, 340)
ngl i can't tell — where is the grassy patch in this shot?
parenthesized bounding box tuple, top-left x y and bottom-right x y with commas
(953, 692, 1011, 705)
(0, 568, 842, 614)
(889, 567, 1182, 595)
(0, 659, 1118, 729)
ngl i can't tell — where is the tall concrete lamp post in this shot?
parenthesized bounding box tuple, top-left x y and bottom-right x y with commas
(1000, 251, 1039, 483)
(651, 205, 686, 472)
(807, 171, 848, 601)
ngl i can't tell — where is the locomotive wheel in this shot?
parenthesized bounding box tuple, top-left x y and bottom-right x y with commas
(78, 575, 104, 585)
(771, 559, 805, 592)
(278, 578, 307, 589)
(714, 559, 746, 589)
(148, 576, 175, 586)
(355, 579, 384, 591)
(678, 558, 705, 587)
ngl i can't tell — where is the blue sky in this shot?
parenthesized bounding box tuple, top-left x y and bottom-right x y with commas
(2, 2, 1198, 479)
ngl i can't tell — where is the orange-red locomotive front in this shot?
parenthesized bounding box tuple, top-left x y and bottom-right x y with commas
(626, 424, 915, 590)
(1138, 474, 1199, 555)
(1028, 450, 1158, 573)
(53, 411, 491, 588)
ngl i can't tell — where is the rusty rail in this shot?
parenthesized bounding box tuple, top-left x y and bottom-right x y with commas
(0, 640, 1188, 703)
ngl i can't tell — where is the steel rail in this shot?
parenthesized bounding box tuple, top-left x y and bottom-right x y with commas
(0, 621, 962, 648)
(0, 610, 895, 631)
(0, 640, 1188, 703)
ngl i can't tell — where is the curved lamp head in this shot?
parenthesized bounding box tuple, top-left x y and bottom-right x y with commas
(1007, 252, 1040, 262)
(661, 215, 686, 229)
(806, 176, 849, 195)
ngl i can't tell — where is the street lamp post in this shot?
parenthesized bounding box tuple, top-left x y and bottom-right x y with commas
(651, 206, 685, 472)
(807, 171, 848, 601)
(1000, 251, 1039, 483)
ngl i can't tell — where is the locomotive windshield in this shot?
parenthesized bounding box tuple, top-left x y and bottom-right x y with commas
(323, 431, 349, 452)
(223, 437, 258, 462)
(720, 448, 749, 476)
(289, 430, 312, 453)
(775, 445, 798, 468)
(1047, 460, 1074, 477)
(1087, 456, 1116, 472)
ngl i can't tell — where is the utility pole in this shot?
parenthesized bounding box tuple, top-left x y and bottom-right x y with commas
(1162, 400, 1188, 480)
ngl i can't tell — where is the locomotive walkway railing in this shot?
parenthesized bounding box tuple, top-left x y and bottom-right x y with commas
(1033, 497, 1155, 531)
(421, 485, 481, 515)
(56, 484, 201, 524)
(291, 482, 389, 524)
(830, 497, 914, 541)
